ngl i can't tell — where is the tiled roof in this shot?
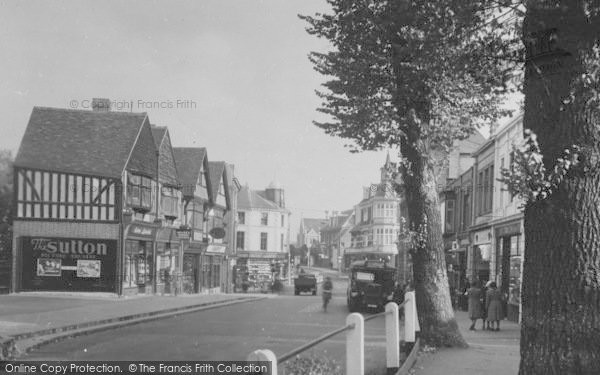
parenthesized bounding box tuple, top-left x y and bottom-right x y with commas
(173, 147, 207, 197)
(14, 107, 149, 178)
(237, 185, 280, 210)
(321, 214, 352, 232)
(302, 218, 329, 233)
(151, 126, 167, 148)
(208, 161, 226, 203)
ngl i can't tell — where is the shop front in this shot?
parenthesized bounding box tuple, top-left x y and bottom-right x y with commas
(236, 250, 288, 291)
(182, 241, 204, 294)
(122, 223, 157, 296)
(202, 244, 226, 293)
(155, 228, 182, 295)
(471, 228, 492, 285)
(494, 220, 523, 323)
(21, 236, 117, 292)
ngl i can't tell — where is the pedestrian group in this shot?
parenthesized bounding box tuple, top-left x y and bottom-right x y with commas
(466, 279, 504, 331)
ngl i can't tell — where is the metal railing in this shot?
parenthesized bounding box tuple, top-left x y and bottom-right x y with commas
(248, 291, 420, 375)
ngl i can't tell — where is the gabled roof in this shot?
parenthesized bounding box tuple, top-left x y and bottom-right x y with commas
(208, 161, 230, 209)
(172, 147, 211, 198)
(151, 126, 167, 148)
(237, 185, 281, 210)
(302, 218, 329, 233)
(15, 107, 149, 178)
(322, 212, 353, 233)
(152, 125, 180, 187)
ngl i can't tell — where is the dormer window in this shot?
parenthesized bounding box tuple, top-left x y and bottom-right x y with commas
(127, 174, 152, 212)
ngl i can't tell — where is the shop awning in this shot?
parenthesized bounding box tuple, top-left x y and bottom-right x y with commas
(155, 228, 179, 244)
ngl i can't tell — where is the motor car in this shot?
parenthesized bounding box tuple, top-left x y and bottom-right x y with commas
(346, 260, 399, 312)
(294, 273, 317, 295)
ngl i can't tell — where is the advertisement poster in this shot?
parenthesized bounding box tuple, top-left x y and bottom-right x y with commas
(77, 260, 101, 278)
(37, 258, 62, 277)
(21, 236, 117, 292)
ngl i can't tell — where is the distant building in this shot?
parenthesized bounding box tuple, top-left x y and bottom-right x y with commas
(297, 218, 328, 249)
(320, 210, 354, 270)
(345, 154, 407, 278)
(236, 182, 290, 287)
(490, 114, 524, 322)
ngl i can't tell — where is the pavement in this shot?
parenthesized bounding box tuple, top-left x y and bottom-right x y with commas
(0, 291, 267, 359)
(411, 310, 520, 375)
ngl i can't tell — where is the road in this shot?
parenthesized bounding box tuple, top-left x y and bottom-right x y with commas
(22, 272, 395, 374)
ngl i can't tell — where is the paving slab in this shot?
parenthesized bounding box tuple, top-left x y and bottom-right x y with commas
(411, 311, 520, 375)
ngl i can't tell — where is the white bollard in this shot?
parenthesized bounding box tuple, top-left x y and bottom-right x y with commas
(385, 302, 400, 369)
(346, 312, 364, 375)
(404, 291, 416, 343)
(247, 349, 277, 375)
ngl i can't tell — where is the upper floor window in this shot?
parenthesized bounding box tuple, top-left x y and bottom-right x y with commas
(477, 165, 494, 216)
(261, 212, 268, 225)
(260, 232, 268, 250)
(238, 211, 245, 225)
(161, 186, 178, 218)
(236, 231, 245, 250)
(281, 214, 285, 227)
(128, 174, 152, 212)
(445, 200, 455, 232)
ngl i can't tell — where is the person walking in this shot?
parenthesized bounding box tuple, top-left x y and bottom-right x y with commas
(322, 276, 333, 312)
(466, 279, 483, 330)
(486, 281, 504, 331)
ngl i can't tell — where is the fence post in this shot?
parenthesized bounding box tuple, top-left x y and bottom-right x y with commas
(247, 349, 277, 375)
(404, 291, 416, 343)
(346, 312, 364, 375)
(385, 302, 400, 370)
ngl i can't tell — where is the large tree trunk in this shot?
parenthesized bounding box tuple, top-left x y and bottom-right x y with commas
(398, 112, 467, 348)
(520, 3, 600, 374)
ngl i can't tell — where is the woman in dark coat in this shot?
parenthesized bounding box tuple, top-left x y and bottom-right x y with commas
(486, 282, 504, 331)
(466, 280, 483, 330)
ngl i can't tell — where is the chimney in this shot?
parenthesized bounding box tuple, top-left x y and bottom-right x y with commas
(92, 98, 111, 112)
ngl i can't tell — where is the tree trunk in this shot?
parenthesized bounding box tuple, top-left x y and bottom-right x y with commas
(399, 117, 467, 348)
(520, 3, 600, 374)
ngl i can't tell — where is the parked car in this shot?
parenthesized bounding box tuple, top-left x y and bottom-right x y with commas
(347, 260, 398, 312)
(294, 273, 317, 295)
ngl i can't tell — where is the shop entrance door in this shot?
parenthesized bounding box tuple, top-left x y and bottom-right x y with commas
(182, 254, 199, 294)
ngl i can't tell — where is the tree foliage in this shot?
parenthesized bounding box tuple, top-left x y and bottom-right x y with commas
(301, 0, 523, 347)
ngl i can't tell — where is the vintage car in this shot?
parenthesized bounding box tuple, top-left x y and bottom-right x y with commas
(294, 273, 317, 295)
(346, 260, 399, 312)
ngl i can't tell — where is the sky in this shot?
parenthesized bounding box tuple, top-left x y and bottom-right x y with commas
(0, 1, 524, 242)
(0, 0, 408, 240)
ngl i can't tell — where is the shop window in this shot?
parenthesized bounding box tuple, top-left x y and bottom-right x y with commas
(260, 232, 268, 250)
(123, 240, 152, 288)
(156, 243, 180, 284)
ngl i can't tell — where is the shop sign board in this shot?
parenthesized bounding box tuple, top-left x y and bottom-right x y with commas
(206, 244, 226, 254)
(21, 236, 117, 292)
(128, 225, 156, 239)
